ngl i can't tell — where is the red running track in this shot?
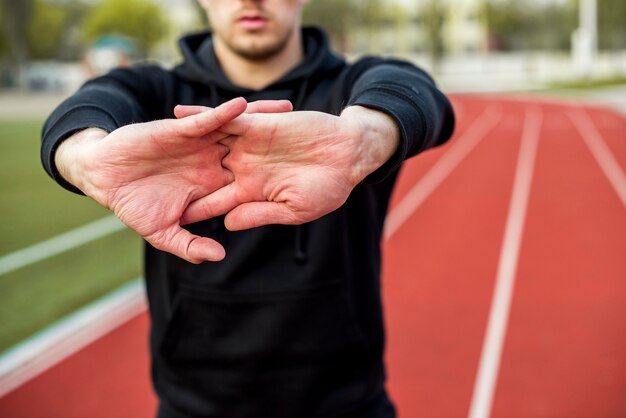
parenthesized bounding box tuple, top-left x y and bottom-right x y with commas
(1, 94, 625, 418)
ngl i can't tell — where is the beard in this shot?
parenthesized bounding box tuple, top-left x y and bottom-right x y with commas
(219, 25, 296, 62)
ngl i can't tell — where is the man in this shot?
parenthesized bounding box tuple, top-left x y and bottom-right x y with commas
(42, 0, 455, 416)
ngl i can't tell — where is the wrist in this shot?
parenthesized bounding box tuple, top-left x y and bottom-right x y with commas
(55, 128, 109, 200)
(339, 106, 400, 185)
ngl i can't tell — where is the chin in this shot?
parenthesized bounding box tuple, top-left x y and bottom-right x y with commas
(233, 40, 287, 60)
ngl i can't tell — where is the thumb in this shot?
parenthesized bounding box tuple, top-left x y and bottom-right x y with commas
(147, 225, 226, 263)
(224, 202, 304, 231)
(181, 183, 240, 225)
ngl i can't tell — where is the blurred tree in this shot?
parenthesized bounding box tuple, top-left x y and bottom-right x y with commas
(380, 3, 412, 54)
(483, 0, 576, 51)
(352, 0, 385, 53)
(82, 0, 170, 55)
(357, 0, 384, 29)
(27, 0, 66, 60)
(596, 0, 626, 49)
(0, 8, 8, 56)
(52, 0, 95, 61)
(0, 8, 10, 87)
(354, 0, 384, 34)
(0, 0, 34, 85)
(303, 0, 351, 51)
(420, 0, 446, 69)
(482, 1, 528, 50)
(528, 2, 576, 50)
(302, 0, 386, 53)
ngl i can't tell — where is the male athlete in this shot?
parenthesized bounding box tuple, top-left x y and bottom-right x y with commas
(42, 0, 455, 416)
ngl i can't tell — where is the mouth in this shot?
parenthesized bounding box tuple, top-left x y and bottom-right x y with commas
(236, 13, 270, 31)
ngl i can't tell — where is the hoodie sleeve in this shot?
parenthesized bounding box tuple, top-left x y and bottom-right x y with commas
(345, 58, 455, 184)
(41, 65, 169, 193)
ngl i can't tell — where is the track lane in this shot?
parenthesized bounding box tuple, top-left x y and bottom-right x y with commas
(0, 314, 155, 418)
(385, 103, 503, 239)
(469, 105, 543, 418)
(383, 97, 524, 417)
(584, 106, 626, 176)
(491, 103, 626, 418)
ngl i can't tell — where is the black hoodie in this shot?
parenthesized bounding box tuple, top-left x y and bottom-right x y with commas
(42, 28, 454, 418)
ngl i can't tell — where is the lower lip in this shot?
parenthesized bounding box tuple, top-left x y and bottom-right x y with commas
(237, 18, 269, 30)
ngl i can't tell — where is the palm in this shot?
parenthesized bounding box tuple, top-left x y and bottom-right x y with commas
(79, 98, 248, 262)
(181, 111, 362, 230)
(97, 131, 229, 255)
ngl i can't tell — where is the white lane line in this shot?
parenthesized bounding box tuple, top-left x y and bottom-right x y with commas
(0, 215, 126, 276)
(384, 105, 504, 239)
(0, 278, 146, 398)
(568, 108, 626, 209)
(468, 107, 543, 418)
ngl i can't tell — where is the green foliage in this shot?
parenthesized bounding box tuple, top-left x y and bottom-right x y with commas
(48, 0, 94, 61)
(352, 0, 384, 28)
(27, 1, 66, 60)
(484, 0, 626, 51)
(597, 0, 626, 50)
(484, 0, 626, 50)
(2, 0, 90, 64)
(483, 0, 576, 51)
(82, 0, 170, 54)
(421, 0, 446, 65)
(303, 0, 351, 50)
(0, 0, 34, 62)
(0, 9, 8, 56)
(303, 0, 385, 51)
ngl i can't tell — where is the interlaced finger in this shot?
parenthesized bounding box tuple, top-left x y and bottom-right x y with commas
(175, 97, 247, 137)
(174, 105, 212, 119)
(245, 100, 293, 114)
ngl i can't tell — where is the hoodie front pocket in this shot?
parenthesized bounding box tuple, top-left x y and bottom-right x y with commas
(157, 281, 374, 417)
(160, 280, 370, 370)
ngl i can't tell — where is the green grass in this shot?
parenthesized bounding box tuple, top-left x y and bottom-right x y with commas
(548, 75, 626, 91)
(0, 120, 141, 353)
(0, 121, 113, 253)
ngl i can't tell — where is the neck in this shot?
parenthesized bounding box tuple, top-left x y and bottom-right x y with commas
(214, 31, 304, 90)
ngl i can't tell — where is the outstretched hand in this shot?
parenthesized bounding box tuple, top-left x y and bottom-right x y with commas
(56, 98, 290, 263)
(179, 105, 399, 231)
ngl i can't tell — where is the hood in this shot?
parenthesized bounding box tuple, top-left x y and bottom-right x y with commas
(173, 26, 345, 94)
